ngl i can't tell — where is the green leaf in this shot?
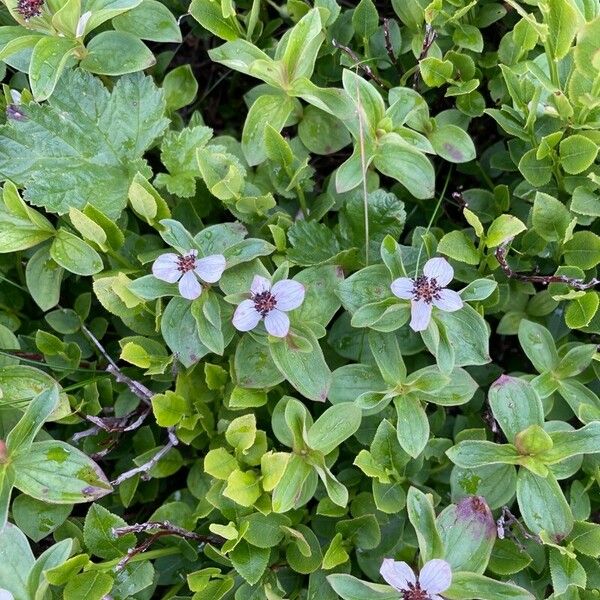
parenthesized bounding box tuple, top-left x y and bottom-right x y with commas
(229, 540, 270, 585)
(6, 386, 58, 454)
(242, 94, 296, 166)
(83, 503, 136, 559)
(29, 37, 77, 101)
(163, 64, 198, 113)
(281, 8, 324, 82)
(189, 0, 240, 40)
(485, 214, 527, 248)
(352, 0, 379, 38)
(517, 319, 558, 373)
(63, 571, 114, 600)
(562, 231, 600, 269)
(565, 292, 598, 329)
(83, 0, 143, 31)
(437, 230, 479, 265)
(327, 574, 397, 600)
(445, 571, 534, 600)
(112, 0, 181, 42)
(27, 538, 73, 600)
(374, 139, 435, 199)
(297, 105, 351, 155)
(391, 0, 426, 29)
(532, 192, 572, 242)
(545, 422, 600, 463)
(12, 440, 112, 503)
(420, 57, 454, 87)
(367, 330, 406, 385)
(446, 441, 522, 468)
(406, 486, 444, 561)
(437, 496, 496, 573)
(488, 375, 544, 443)
(488, 539, 532, 575)
(567, 521, 600, 557)
(559, 135, 598, 174)
(518, 149, 553, 186)
(543, 0, 580, 59)
(0, 69, 168, 218)
(395, 396, 429, 458)
(234, 335, 284, 389)
(306, 403, 362, 455)
(549, 547, 586, 595)
(0, 522, 35, 599)
(50, 229, 103, 276)
(272, 454, 312, 513)
(340, 189, 406, 261)
(428, 304, 490, 368)
(155, 126, 212, 197)
(428, 124, 476, 163)
(80, 31, 155, 76)
(269, 326, 331, 402)
(13, 495, 72, 542)
(516, 469, 573, 538)
(161, 297, 210, 368)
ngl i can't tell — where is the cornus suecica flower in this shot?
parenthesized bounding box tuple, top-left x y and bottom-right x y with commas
(17, 0, 44, 19)
(232, 275, 305, 338)
(380, 558, 452, 600)
(152, 249, 226, 300)
(391, 257, 463, 332)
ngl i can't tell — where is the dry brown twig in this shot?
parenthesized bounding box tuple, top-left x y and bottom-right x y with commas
(112, 520, 225, 571)
(80, 325, 179, 486)
(331, 38, 387, 88)
(495, 239, 599, 291)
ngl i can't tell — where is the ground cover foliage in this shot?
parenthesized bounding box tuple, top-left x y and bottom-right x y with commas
(0, 0, 598, 598)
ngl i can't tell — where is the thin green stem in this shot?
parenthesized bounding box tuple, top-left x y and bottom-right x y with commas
(355, 69, 370, 265)
(85, 547, 180, 571)
(414, 167, 453, 277)
(0, 273, 28, 292)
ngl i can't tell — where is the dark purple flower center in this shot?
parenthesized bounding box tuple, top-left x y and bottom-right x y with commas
(412, 275, 442, 304)
(177, 254, 196, 273)
(253, 291, 277, 316)
(403, 583, 430, 600)
(17, 0, 44, 19)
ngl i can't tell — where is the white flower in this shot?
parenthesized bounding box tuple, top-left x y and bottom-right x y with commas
(391, 257, 463, 332)
(0, 590, 13, 600)
(380, 558, 452, 600)
(76, 10, 92, 37)
(232, 275, 305, 338)
(152, 249, 226, 300)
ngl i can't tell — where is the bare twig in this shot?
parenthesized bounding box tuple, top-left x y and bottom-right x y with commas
(383, 19, 397, 67)
(495, 240, 599, 291)
(413, 24, 438, 88)
(81, 325, 152, 405)
(111, 427, 179, 486)
(331, 39, 387, 88)
(113, 520, 225, 571)
(497, 507, 542, 549)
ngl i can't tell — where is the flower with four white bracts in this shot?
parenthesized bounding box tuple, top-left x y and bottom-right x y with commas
(232, 275, 305, 338)
(152, 249, 226, 300)
(380, 558, 452, 600)
(391, 257, 463, 332)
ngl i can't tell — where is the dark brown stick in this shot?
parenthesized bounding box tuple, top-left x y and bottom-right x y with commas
(81, 325, 153, 405)
(413, 24, 438, 88)
(331, 39, 387, 88)
(112, 520, 225, 571)
(383, 19, 397, 66)
(111, 427, 179, 486)
(495, 240, 599, 291)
